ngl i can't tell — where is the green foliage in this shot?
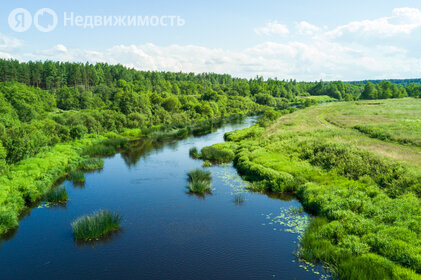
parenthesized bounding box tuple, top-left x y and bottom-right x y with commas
(361, 81, 407, 100)
(69, 170, 85, 183)
(189, 147, 200, 159)
(200, 143, 236, 163)
(44, 186, 68, 204)
(71, 210, 122, 241)
(210, 99, 421, 279)
(187, 169, 212, 194)
(78, 158, 104, 171)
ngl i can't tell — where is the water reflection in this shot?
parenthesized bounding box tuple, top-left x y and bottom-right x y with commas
(74, 230, 123, 247)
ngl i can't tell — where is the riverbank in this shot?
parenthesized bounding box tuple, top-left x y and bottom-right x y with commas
(0, 112, 261, 235)
(0, 115, 326, 280)
(201, 99, 421, 279)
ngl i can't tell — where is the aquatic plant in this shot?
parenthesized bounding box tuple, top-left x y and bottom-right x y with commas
(69, 170, 85, 183)
(202, 160, 212, 167)
(187, 169, 212, 194)
(44, 186, 68, 204)
(78, 158, 104, 171)
(71, 210, 122, 241)
(233, 193, 245, 205)
(189, 147, 200, 159)
(200, 145, 235, 163)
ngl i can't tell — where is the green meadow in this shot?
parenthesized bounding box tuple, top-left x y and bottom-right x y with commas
(203, 98, 421, 279)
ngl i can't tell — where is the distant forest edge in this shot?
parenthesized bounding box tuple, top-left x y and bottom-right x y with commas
(348, 78, 421, 87)
(0, 59, 420, 101)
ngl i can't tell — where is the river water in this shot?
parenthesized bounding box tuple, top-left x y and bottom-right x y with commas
(0, 117, 325, 279)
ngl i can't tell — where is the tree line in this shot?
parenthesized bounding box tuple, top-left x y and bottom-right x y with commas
(0, 58, 420, 171)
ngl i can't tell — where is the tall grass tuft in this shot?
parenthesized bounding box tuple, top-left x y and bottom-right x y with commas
(69, 170, 85, 183)
(189, 147, 200, 159)
(45, 186, 68, 204)
(71, 210, 122, 241)
(233, 193, 245, 205)
(187, 169, 212, 194)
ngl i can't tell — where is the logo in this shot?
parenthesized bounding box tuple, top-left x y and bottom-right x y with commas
(8, 8, 57, 32)
(8, 8, 32, 32)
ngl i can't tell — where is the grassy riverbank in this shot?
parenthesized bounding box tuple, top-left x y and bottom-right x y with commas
(0, 113, 257, 235)
(202, 98, 421, 279)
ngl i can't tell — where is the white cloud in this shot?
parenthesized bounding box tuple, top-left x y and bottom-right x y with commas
(296, 21, 321, 35)
(6, 7, 421, 81)
(326, 7, 421, 38)
(0, 33, 22, 52)
(254, 20, 289, 36)
(16, 38, 421, 81)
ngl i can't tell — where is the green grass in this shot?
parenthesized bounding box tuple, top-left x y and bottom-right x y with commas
(187, 169, 212, 194)
(200, 143, 236, 163)
(205, 99, 421, 279)
(0, 135, 107, 234)
(69, 170, 85, 183)
(189, 147, 200, 159)
(71, 210, 122, 241)
(85, 144, 116, 156)
(44, 186, 68, 204)
(78, 158, 104, 171)
(233, 193, 245, 205)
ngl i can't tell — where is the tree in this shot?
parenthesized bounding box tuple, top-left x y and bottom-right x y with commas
(361, 82, 377, 99)
(162, 96, 181, 112)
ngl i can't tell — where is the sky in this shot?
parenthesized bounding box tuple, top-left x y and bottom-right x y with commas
(1, 0, 421, 81)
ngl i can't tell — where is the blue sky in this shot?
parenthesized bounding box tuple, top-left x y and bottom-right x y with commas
(1, 0, 421, 80)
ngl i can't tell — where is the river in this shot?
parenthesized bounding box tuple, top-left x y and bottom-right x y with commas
(0, 117, 325, 279)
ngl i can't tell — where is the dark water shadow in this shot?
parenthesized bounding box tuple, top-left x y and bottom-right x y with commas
(73, 229, 123, 248)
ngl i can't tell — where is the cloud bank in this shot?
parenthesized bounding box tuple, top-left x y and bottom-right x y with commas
(1, 7, 421, 81)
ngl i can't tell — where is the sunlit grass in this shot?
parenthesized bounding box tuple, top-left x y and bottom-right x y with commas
(187, 169, 212, 194)
(71, 210, 122, 241)
(78, 158, 104, 171)
(69, 170, 85, 183)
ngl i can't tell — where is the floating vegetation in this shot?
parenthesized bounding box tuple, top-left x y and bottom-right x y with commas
(71, 210, 122, 241)
(261, 207, 331, 278)
(187, 169, 212, 194)
(261, 207, 310, 237)
(289, 206, 304, 215)
(217, 168, 247, 193)
(44, 186, 68, 204)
